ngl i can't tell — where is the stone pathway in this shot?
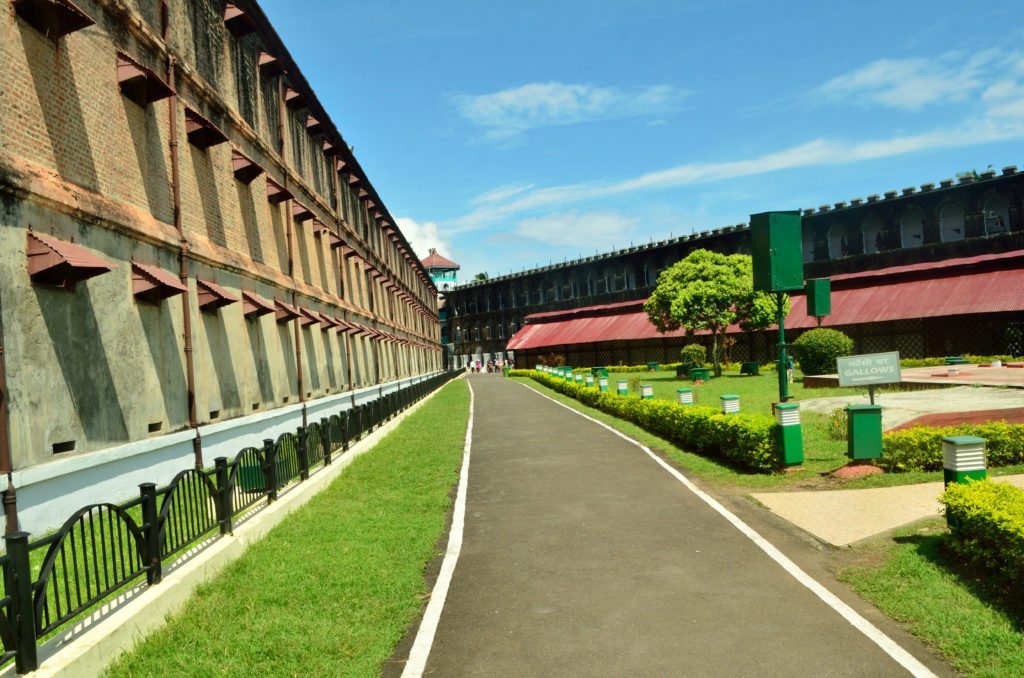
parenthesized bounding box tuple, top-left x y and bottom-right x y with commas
(753, 474, 1024, 547)
(415, 375, 946, 677)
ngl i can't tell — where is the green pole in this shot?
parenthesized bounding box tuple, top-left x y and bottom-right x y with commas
(777, 292, 790, 403)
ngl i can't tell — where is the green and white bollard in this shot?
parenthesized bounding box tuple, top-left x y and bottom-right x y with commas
(575, 373, 583, 384)
(617, 379, 628, 396)
(676, 388, 694, 405)
(720, 395, 740, 414)
(641, 384, 654, 400)
(585, 375, 594, 387)
(598, 377, 609, 392)
(773, 402, 803, 466)
(943, 436, 986, 486)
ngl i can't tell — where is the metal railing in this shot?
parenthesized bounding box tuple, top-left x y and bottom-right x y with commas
(0, 371, 457, 674)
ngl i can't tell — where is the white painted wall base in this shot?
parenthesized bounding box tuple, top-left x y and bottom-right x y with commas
(3, 376, 455, 677)
(13, 372, 442, 535)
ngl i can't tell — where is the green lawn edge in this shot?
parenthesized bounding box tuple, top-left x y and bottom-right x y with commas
(104, 379, 470, 677)
(839, 522, 1024, 677)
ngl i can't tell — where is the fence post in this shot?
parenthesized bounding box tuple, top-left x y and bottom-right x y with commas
(262, 438, 278, 502)
(139, 483, 162, 585)
(5, 532, 37, 674)
(297, 426, 310, 481)
(214, 457, 232, 535)
(340, 410, 350, 451)
(320, 417, 332, 465)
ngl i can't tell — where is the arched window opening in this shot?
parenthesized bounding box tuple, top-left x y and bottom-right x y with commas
(939, 202, 965, 242)
(900, 206, 924, 248)
(863, 217, 884, 254)
(983, 194, 1010, 234)
(827, 224, 847, 258)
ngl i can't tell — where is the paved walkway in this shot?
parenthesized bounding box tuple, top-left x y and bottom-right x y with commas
(798, 385, 1024, 430)
(753, 474, 1024, 547)
(418, 375, 941, 677)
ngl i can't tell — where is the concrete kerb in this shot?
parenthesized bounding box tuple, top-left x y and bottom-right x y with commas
(13, 376, 461, 678)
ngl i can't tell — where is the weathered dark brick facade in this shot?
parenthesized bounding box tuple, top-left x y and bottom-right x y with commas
(448, 170, 1024, 366)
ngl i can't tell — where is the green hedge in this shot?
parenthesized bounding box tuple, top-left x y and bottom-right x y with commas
(941, 480, 1024, 588)
(509, 370, 781, 472)
(880, 422, 1024, 472)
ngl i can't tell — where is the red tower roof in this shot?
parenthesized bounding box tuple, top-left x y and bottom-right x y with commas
(421, 248, 459, 270)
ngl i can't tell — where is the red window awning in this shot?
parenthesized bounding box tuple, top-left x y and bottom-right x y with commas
(232, 150, 264, 184)
(297, 307, 320, 327)
(117, 52, 173, 106)
(132, 261, 187, 304)
(27, 231, 113, 291)
(275, 298, 299, 323)
(14, 0, 94, 39)
(241, 290, 275, 318)
(266, 177, 293, 204)
(184, 108, 228, 149)
(196, 278, 239, 312)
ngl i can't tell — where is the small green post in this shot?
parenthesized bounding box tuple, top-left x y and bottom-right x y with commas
(846, 404, 882, 460)
(773, 402, 803, 466)
(942, 436, 986, 486)
(585, 375, 594, 387)
(720, 394, 740, 414)
(641, 384, 654, 399)
(776, 292, 790, 403)
(616, 379, 628, 396)
(598, 377, 609, 392)
(676, 388, 694, 405)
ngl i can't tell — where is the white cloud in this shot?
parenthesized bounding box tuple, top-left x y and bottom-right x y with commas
(812, 49, 1015, 111)
(515, 210, 638, 248)
(449, 116, 1024, 235)
(393, 216, 450, 259)
(469, 183, 535, 205)
(453, 81, 688, 139)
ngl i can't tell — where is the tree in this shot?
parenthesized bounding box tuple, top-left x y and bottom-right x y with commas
(643, 250, 786, 376)
(474, 272, 489, 281)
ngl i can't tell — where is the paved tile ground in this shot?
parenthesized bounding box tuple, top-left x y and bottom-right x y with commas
(798, 385, 1024, 430)
(420, 375, 944, 677)
(753, 475, 1024, 547)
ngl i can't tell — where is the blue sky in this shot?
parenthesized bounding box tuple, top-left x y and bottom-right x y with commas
(261, 0, 1024, 280)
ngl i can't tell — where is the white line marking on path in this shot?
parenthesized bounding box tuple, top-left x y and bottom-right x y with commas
(520, 382, 937, 678)
(401, 379, 475, 678)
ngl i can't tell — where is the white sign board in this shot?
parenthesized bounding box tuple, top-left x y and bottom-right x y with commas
(836, 351, 901, 387)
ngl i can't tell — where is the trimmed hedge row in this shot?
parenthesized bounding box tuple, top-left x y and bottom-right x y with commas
(941, 480, 1024, 588)
(510, 369, 781, 472)
(881, 422, 1024, 472)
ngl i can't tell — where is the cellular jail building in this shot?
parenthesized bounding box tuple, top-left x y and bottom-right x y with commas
(0, 0, 442, 531)
(447, 169, 1024, 369)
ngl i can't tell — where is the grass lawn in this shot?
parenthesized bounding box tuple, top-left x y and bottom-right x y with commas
(104, 379, 470, 677)
(838, 520, 1024, 677)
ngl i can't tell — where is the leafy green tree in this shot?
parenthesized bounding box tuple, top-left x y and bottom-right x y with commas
(644, 250, 786, 376)
(474, 272, 489, 281)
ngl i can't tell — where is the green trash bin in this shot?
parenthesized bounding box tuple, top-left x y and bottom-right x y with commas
(690, 367, 712, 383)
(740, 361, 760, 376)
(591, 367, 609, 378)
(646, 361, 660, 372)
(847, 405, 882, 460)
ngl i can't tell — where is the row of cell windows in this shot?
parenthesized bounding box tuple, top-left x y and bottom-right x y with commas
(452, 319, 525, 344)
(804, 194, 1014, 261)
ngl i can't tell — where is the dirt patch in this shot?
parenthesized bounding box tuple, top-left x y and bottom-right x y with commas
(893, 407, 1024, 430)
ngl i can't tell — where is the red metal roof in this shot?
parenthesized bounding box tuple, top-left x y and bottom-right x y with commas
(196, 278, 239, 311)
(421, 249, 459, 270)
(241, 290, 275, 318)
(507, 252, 1024, 351)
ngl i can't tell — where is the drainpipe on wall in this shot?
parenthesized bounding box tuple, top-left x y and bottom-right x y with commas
(0, 299, 19, 533)
(163, 2, 202, 469)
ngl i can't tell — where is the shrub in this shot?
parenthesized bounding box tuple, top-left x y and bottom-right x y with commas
(941, 480, 1024, 589)
(679, 344, 707, 370)
(880, 421, 1024, 472)
(826, 408, 846, 441)
(791, 328, 854, 376)
(510, 370, 781, 472)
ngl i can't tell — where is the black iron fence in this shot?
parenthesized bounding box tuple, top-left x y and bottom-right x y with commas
(1, 371, 457, 674)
